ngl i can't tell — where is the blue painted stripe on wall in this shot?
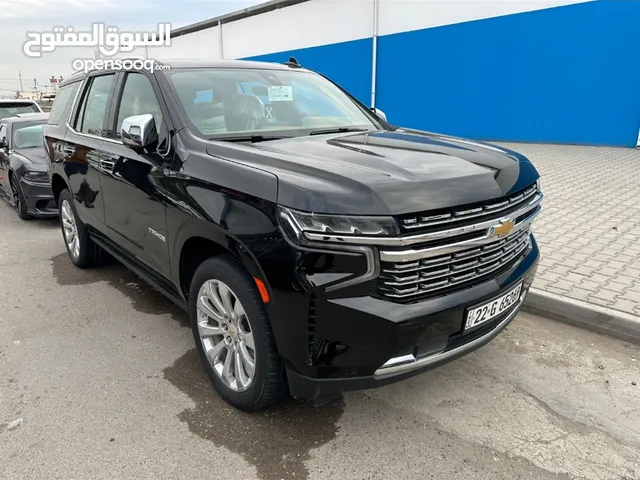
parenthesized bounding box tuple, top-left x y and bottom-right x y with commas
(243, 37, 373, 106)
(243, 1, 640, 147)
(376, 1, 640, 147)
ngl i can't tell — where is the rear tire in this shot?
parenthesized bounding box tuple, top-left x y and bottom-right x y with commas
(10, 177, 30, 221)
(59, 188, 101, 268)
(189, 255, 288, 411)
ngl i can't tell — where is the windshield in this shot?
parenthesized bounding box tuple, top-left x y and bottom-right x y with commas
(13, 122, 45, 148)
(166, 68, 378, 137)
(0, 103, 40, 120)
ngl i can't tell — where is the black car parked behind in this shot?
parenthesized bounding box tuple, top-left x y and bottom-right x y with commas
(45, 59, 541, 411)
(0, 113, 57, 219)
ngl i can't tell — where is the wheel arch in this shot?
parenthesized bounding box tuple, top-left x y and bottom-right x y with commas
(51, 173, 68, 205)
(174, 221, 272, 304)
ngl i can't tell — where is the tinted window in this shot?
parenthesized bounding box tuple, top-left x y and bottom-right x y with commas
(0, 102, 40, 120)
(166, 68, 376, 137)
(75, 74, 115, 137)
(13, 122, 45, 148)
(48, 82, 80, 125)
(114, 73, 167, 148)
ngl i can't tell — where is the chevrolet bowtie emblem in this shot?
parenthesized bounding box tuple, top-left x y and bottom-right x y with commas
(491, 219, 515, 238)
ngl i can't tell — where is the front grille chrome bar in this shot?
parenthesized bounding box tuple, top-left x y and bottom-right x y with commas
(302, 192, 543, 248)
(399, 184, 538, 230)
(379, 205, 539, 263)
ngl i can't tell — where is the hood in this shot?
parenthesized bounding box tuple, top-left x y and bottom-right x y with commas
(205, 128, 539, 215)
(13, 146, 47, 165)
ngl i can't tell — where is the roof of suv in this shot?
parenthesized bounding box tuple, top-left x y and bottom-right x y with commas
(60, 58, 309, 87)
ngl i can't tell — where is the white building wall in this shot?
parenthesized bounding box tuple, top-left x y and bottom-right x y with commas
(222, 0, 373, 59)
(151, 26, 221, 60)
(377, 0, 592, 36)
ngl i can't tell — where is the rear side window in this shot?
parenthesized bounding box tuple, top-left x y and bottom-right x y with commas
(48, 82, 81, 125)
(74, 74, 115, 138)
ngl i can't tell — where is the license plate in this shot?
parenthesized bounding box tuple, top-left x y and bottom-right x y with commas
(465, 282, 523, 330)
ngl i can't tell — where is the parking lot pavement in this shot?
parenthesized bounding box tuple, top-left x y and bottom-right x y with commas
(497, 142, 640, 319)
(1, 201, 639, 480)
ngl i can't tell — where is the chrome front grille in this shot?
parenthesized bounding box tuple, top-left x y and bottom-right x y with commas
(378, 227, 532, 300)
(398, 184, 538, 232)
(375, 183, 542, 302)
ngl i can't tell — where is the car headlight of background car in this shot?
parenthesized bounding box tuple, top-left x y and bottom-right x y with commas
(22, 171, 50, 184)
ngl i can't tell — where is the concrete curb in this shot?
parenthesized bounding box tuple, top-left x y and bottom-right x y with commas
(522, 288, 640, 345)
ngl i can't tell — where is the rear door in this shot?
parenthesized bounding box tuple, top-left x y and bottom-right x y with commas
(100, 71, 173, 279)
(62, 72, 118, 234)
(44, 79, 82, 184)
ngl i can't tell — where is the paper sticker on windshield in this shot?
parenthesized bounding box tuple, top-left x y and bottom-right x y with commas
(268, 86, 293, 102)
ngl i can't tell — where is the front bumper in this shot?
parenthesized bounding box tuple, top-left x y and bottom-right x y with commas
(20, 179, 57, 217)
(260, 235, 539, 402)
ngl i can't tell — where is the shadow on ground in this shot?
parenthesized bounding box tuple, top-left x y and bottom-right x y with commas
(164, 349, 344, 480)
(51, 251, 345, 480)
(50, 252, 187, 327)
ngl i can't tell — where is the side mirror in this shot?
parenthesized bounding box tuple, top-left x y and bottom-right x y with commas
(121, 114, 158, 151)
(0, 138, 7, 149)
(371, 108, 387, 122)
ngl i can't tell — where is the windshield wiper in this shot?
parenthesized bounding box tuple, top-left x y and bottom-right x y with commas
(308, 127, 370, 136)
(213, 134, 283, 143)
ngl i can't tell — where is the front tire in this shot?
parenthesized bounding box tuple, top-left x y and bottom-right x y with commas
(189, 256, 288, 411)
(59, 188, 100, 268)
(10, 177, 30, 220)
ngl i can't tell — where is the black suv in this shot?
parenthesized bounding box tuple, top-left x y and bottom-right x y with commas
(44, 59, 542, 411)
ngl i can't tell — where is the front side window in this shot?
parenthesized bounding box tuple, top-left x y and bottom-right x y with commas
(0, 123, 7, 147)
(48, 82, 81, 125)
(13, 122, 46, 149)
(166, 68, 377, 137)
(75, 74, 115, 137)
(114, 73, 167, 148)
(0, 102, 40, 120)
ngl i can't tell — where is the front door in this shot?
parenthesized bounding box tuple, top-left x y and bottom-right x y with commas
(100, 71, 173, 280)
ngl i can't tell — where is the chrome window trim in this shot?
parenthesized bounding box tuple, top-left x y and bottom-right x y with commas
(65, 74, 122, 145)
(302, 193, 543, 248)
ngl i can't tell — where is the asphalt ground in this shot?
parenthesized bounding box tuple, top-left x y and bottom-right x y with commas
(1, 201, 639, 480)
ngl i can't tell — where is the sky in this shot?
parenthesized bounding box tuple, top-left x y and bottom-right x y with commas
(0, 0, 263, 97)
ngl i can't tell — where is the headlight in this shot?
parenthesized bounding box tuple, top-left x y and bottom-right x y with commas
(22, 171, 49, 183)
(536, 177, 541, 192)
(278, 206, 399, 240)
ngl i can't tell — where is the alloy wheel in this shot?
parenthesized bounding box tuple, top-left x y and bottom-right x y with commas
(196, 279, 256, 392)
(61, 200, 80, 259)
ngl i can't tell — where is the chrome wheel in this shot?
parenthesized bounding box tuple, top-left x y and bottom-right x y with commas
(196, 279, 256, 392)
(61, 199, 80, 259)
